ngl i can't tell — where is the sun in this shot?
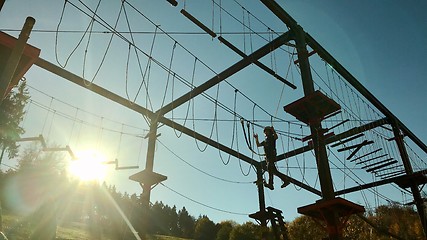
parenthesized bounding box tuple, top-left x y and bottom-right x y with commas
(67, 150, 109, 182)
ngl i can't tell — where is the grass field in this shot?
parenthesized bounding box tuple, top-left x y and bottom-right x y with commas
(1, 213, 191, 240)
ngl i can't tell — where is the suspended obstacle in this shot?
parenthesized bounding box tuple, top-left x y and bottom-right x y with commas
(16, 134, 47, 148)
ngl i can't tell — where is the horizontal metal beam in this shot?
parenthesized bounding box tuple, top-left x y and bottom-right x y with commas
(155, 31, 293, 116)
(35, 58, 324, 196)
(275, 170, 321, 196)
(335, 169, 427, 196)
(260, 0, 298, 30)
(34, 57, 260, 168)
(217, 36, 296, 89)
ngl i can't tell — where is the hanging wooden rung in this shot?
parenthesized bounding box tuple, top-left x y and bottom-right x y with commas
(322, 110, 342, 121)
(378, 170, 406, 179)
(103, 160, 116, 165)
(302, 128, 328, 142)
(366, 160, 398, 172)
(350, 148, 382, 162)
(180, 9, 217, 38)
(337, 140, 373, 152)
(330, 134, 364, 148)
(327, 119, 348, 131)
(113, 158, 139, 170)
(362, 158, 394, 169)
(356, 154, 388, 165)
(374, 165, 400, 173)
(116, 166, 139, 170)
(375, 169, 404, 178)
(43, 145, 75, 159)
(166, 0, 178, 6)
(16, 134, 47, 148)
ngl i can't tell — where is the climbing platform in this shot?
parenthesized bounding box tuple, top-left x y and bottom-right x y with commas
(284, 90, 341, 124)
(298, 197, 364, 221)
(129, 169, 167, 187)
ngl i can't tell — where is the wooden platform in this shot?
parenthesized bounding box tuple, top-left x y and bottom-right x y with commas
(129, 169, 167, 187)
(0, 31, 40, 93)
(284, 90, 341, 124)
(298, 197, 364, 220)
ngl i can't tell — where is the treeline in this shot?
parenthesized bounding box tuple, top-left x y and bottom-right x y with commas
(0, 147, 425, 240)
(102, 184, 426, 240)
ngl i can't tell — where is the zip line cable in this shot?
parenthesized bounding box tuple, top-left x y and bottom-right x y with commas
(160, 183, 249, 216)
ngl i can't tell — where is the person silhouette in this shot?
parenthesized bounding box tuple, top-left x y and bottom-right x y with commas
(254, 126, 278, 190)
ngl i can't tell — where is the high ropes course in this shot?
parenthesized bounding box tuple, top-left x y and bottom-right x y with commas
(0, 0, 426, 239)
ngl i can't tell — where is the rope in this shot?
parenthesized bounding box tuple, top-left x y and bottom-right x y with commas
(157, 140, 252, 184)
(160, 183, 249, 216)
(240, 118, 264, 156)
(77, 0, 122, 86)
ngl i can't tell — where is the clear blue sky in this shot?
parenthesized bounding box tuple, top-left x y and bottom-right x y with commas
(1, 0, 426, 225)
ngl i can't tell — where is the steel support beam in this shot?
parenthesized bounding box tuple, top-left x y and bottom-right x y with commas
(217, 36, 296, 89)
(255, 166, 267, 228)
(391, 120, 427, 237)
(34, 57, 260, 168)
(155, 31, 293, 116)
(335, 169, 427, 196)
(35, 58, 326, 197)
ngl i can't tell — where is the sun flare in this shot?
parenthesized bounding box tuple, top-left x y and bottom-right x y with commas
(68, 150, 109, 182)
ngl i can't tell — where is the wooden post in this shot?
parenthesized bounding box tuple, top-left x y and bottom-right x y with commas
(0, 17, 35, 101)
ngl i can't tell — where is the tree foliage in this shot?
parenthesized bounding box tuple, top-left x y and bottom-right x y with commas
(0, 80, 30, 159)
(1, 146, 425, 240)
(216, 221, 236, 240)
(229, 221, 263, 240)
(194, 215, 217, 240)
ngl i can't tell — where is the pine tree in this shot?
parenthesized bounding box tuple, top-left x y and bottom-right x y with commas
(0, 80, 30, 160)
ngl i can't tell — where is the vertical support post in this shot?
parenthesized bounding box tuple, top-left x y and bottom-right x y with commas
(0, 0, 5, 12)
(256, 166, 267, 228)
(391, 120, 427, 237)
(0, 17, 35, 101)
(294, 25, 340, 239)
(140, 120, 158, 238)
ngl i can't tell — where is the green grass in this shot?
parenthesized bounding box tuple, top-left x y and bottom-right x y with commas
(1, 213, 191, 240)
(147, 235, 192, 240)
